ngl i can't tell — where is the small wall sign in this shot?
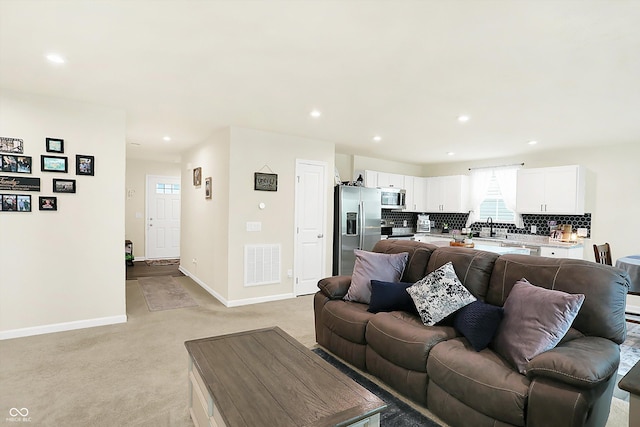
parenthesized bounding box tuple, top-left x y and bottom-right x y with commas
(254, 172, 278, 191)
(0, 175, 41, 191)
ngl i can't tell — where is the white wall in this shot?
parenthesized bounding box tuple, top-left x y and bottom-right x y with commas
(180, 128, 231, 301)
(0, 90, 126, 339)
(125, 158, 181, 259)
(180, 126, 334, 306)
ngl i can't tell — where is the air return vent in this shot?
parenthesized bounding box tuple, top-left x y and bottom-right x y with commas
(244, 244, 281, 286)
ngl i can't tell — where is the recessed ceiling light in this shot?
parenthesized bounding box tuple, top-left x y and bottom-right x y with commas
(310, 110, 321, 118)
(372, 135, 382, 142)
(528, 140, 538, 145)
(45, 53, 66, 64)
(128, 142, 141, 146)
(447, 152, 455, 156)
(457, 115, 470, 123)
(163, 136, 171, 142)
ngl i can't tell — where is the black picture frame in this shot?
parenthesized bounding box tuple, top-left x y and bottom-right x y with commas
(53, 178, 76, 193)
(41, 155, 68, 173)
(2, 155, 32, 174)
(39, 196, 58, 211)
(0, 137, 24, 154)
(76, 154, 94, 176)
(46, 137, 64, 153)
(1, 194, 31, 212)
(254, 172, 278, 191)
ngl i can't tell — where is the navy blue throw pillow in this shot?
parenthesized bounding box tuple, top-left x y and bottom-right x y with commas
(368, 280, 417, 314)
(454, 300, 504, 351)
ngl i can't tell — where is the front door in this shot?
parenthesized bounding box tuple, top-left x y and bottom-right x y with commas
(294, 160, 327, 296)
(146, 175, 181, 259)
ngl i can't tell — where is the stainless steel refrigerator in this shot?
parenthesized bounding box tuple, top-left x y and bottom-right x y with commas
(333, 186, 382, 275)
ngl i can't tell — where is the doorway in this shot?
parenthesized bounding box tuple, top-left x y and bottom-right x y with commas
(146, 175, 181, 259)
(294, 160, 327, 296)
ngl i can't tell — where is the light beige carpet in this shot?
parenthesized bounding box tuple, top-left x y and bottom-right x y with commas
(0, 276, 631, 427)
(138, 275, 198, 311)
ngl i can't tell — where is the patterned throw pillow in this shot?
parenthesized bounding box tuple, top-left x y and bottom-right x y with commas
(406, 262, 476, 326)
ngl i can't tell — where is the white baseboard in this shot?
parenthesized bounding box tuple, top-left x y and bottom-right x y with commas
(179, 266, 295, 308)
(626, 304, 640, 316)
(0, 315, 127, 341)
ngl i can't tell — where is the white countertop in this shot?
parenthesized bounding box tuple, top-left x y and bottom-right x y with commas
(415, 232, 583, 249)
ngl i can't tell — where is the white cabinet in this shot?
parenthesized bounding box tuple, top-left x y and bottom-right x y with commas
(403, 176, 427, 212)
(516, 165, 585, 214)
(540, 246, 584, 259)
(425, 175, 469, 213)
(363, 170, 378, 188)
(377, 172, 404, 188)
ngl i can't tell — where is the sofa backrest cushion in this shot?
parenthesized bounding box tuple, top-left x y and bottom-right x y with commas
(426, 247, 500, 301)
(486, 254, 629, 344)
(372, 240, 437, 283)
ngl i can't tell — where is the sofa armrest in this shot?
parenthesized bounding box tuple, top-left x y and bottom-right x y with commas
(317, 276, 352, 299)
(526, 336, 619, 388)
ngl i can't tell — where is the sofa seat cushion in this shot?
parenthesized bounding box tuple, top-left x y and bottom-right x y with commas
(427, 338, 530, 426)
(366, 311, 457, 372)
(321, 300, 375, 344)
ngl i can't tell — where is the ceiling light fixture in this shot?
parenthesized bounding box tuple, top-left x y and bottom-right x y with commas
(457, 115, 470, 123)
(45, 53, 66, 64)
(372, 135, 382, 142)
(310, 110, 321, 118)
(528, 140, 538, 145)
(163, 136, 171, 142)
(447, 152, 455, 156)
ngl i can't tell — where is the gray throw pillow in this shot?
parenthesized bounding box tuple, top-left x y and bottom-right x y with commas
(406, 262, 476, 326)
(343, 249, 409, 304)
(491, 278, 585, 374)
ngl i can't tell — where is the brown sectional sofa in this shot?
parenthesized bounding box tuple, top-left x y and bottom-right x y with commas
(314, 240, 630, 427)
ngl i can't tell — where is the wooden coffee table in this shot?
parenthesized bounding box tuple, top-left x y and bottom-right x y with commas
(185, 327, 387, 427)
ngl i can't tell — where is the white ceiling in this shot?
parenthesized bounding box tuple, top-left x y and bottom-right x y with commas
(1, 1, 639, 164)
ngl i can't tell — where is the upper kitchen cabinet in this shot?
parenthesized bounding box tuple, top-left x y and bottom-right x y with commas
(425, 175, 469, 213)
(376, 171, 405, 188)
(404, 176, 427, 212)
(363, 170, 378, 188)
(516, 165, 586, 214)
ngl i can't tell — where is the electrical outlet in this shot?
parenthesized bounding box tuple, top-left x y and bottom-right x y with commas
(530, 225, 537, 234)
(287, 269, 293, 278)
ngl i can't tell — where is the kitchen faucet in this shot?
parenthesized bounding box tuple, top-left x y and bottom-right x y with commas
(487, 217, 495, 237)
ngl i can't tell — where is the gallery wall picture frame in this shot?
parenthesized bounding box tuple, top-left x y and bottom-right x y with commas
(205, 177, 212, 199)
(41, 155, 68, 173)
(1, 194, 31, 212)
(193, 167, 202, 186)
(76, 154, 95, 176)
(2, 155, 32, 174)
(254, 172, 278, 191)
(0, 137, 24, 154)
(46, 137, 64, 153)
(53, 178, 76, 193)
(39, 196, 58, 211)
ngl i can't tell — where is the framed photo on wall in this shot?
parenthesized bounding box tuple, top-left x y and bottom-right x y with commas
(205, 177, 212, 199)
(41, 155, 68, 173)
(76, 154, 94, 176)
(39, 196, 58, 211)
(2, 155, 32, 173)
(53, 178, 76, 193)
(193, 167, 202, 186)
(46, 137, 64, 153)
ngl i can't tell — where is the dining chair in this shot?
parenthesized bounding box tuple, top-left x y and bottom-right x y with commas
(593, 243, 612, 265)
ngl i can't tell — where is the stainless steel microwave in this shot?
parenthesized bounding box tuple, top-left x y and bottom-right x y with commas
(380, 188, 406, 210)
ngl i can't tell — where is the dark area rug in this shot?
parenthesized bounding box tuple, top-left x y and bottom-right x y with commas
(312, 348, 442, 427)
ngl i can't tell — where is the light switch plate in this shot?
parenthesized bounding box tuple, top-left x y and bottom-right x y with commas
(577, 228, 588, 237)
(246, 221, 262, 232)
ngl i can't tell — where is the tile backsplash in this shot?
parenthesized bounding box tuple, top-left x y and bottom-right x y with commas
(383, 211, 592, 238)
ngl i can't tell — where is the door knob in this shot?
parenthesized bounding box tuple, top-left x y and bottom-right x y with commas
(317, 234, 323, 238)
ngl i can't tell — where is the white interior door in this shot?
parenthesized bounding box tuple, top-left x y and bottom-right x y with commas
(294, 160, 327, 296)
(146, 175, 181, 259)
